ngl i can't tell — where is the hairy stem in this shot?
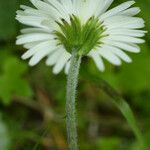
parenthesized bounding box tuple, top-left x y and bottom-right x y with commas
(66, 50, 81, 150)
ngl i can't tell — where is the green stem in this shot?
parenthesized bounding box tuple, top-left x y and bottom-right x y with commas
(66, 49, 81, 150)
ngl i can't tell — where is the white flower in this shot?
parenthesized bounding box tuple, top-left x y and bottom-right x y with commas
(16, 0, 146, 74)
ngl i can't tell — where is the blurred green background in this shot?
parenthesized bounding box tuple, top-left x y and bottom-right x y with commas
(0, 0, 150, 150)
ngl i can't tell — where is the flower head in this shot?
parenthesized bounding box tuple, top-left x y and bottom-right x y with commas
(16, 0, 146, 74)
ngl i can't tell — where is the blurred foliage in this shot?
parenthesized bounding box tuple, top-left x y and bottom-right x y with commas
(0, 114, 10, 150)
(0, 53, 33, 104)
(0, 0, 17, 39)
(0, 0, 150, 150)
(96, 137, 120, 150)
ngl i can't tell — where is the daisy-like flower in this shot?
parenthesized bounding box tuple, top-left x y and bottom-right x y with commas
(16, 0, 146, 74)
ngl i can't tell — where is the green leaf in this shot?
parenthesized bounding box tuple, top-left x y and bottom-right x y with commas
(131, 132, 150, 150)
(0, 56, 33, 105)
(84, 74, 147, 149)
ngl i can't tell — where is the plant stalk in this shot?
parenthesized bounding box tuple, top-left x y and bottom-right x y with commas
(66, 49, 81, 150)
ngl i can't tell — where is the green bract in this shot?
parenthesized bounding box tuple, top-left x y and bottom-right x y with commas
(54, 15, 106, 55)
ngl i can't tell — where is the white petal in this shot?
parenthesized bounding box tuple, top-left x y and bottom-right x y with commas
(53, 51, 71, 74)
(30, 0, 63, 20)
(16, 15, 47, 28)
(103, 28, 146, 37)
(16, 33, 54, 45)
(97, 46, 122, 65)
(95, 0, 114, 16)
(24, 8, 51, 18)
(22, 40, 57, 59)
(21, 28, 51, 34)
(46, 48, 64, 66)
(72, 0, 83, 16)
(29, 44, 57, 66)
(41, 19, 58, 30)
(102, 35, 145, 44)
(100, 1, 135, 20)
(71, 0, 78, 15)
(103, 16, 145, 29)
(79, 0, 92, 22)
(16, 15, 43, 21)
(102, 45, 132, 63)
(65, 61, 71, 74)
(23, 41, 40, 49)
(59, 0, 74, 14)
(17, 7, 50, 18)
(80, 0, 102, 21)
(43, 0, 69, 21)
(102, 39, 140, 53)
(119, 7, 140, 16)
(88, 50, 105, 71)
